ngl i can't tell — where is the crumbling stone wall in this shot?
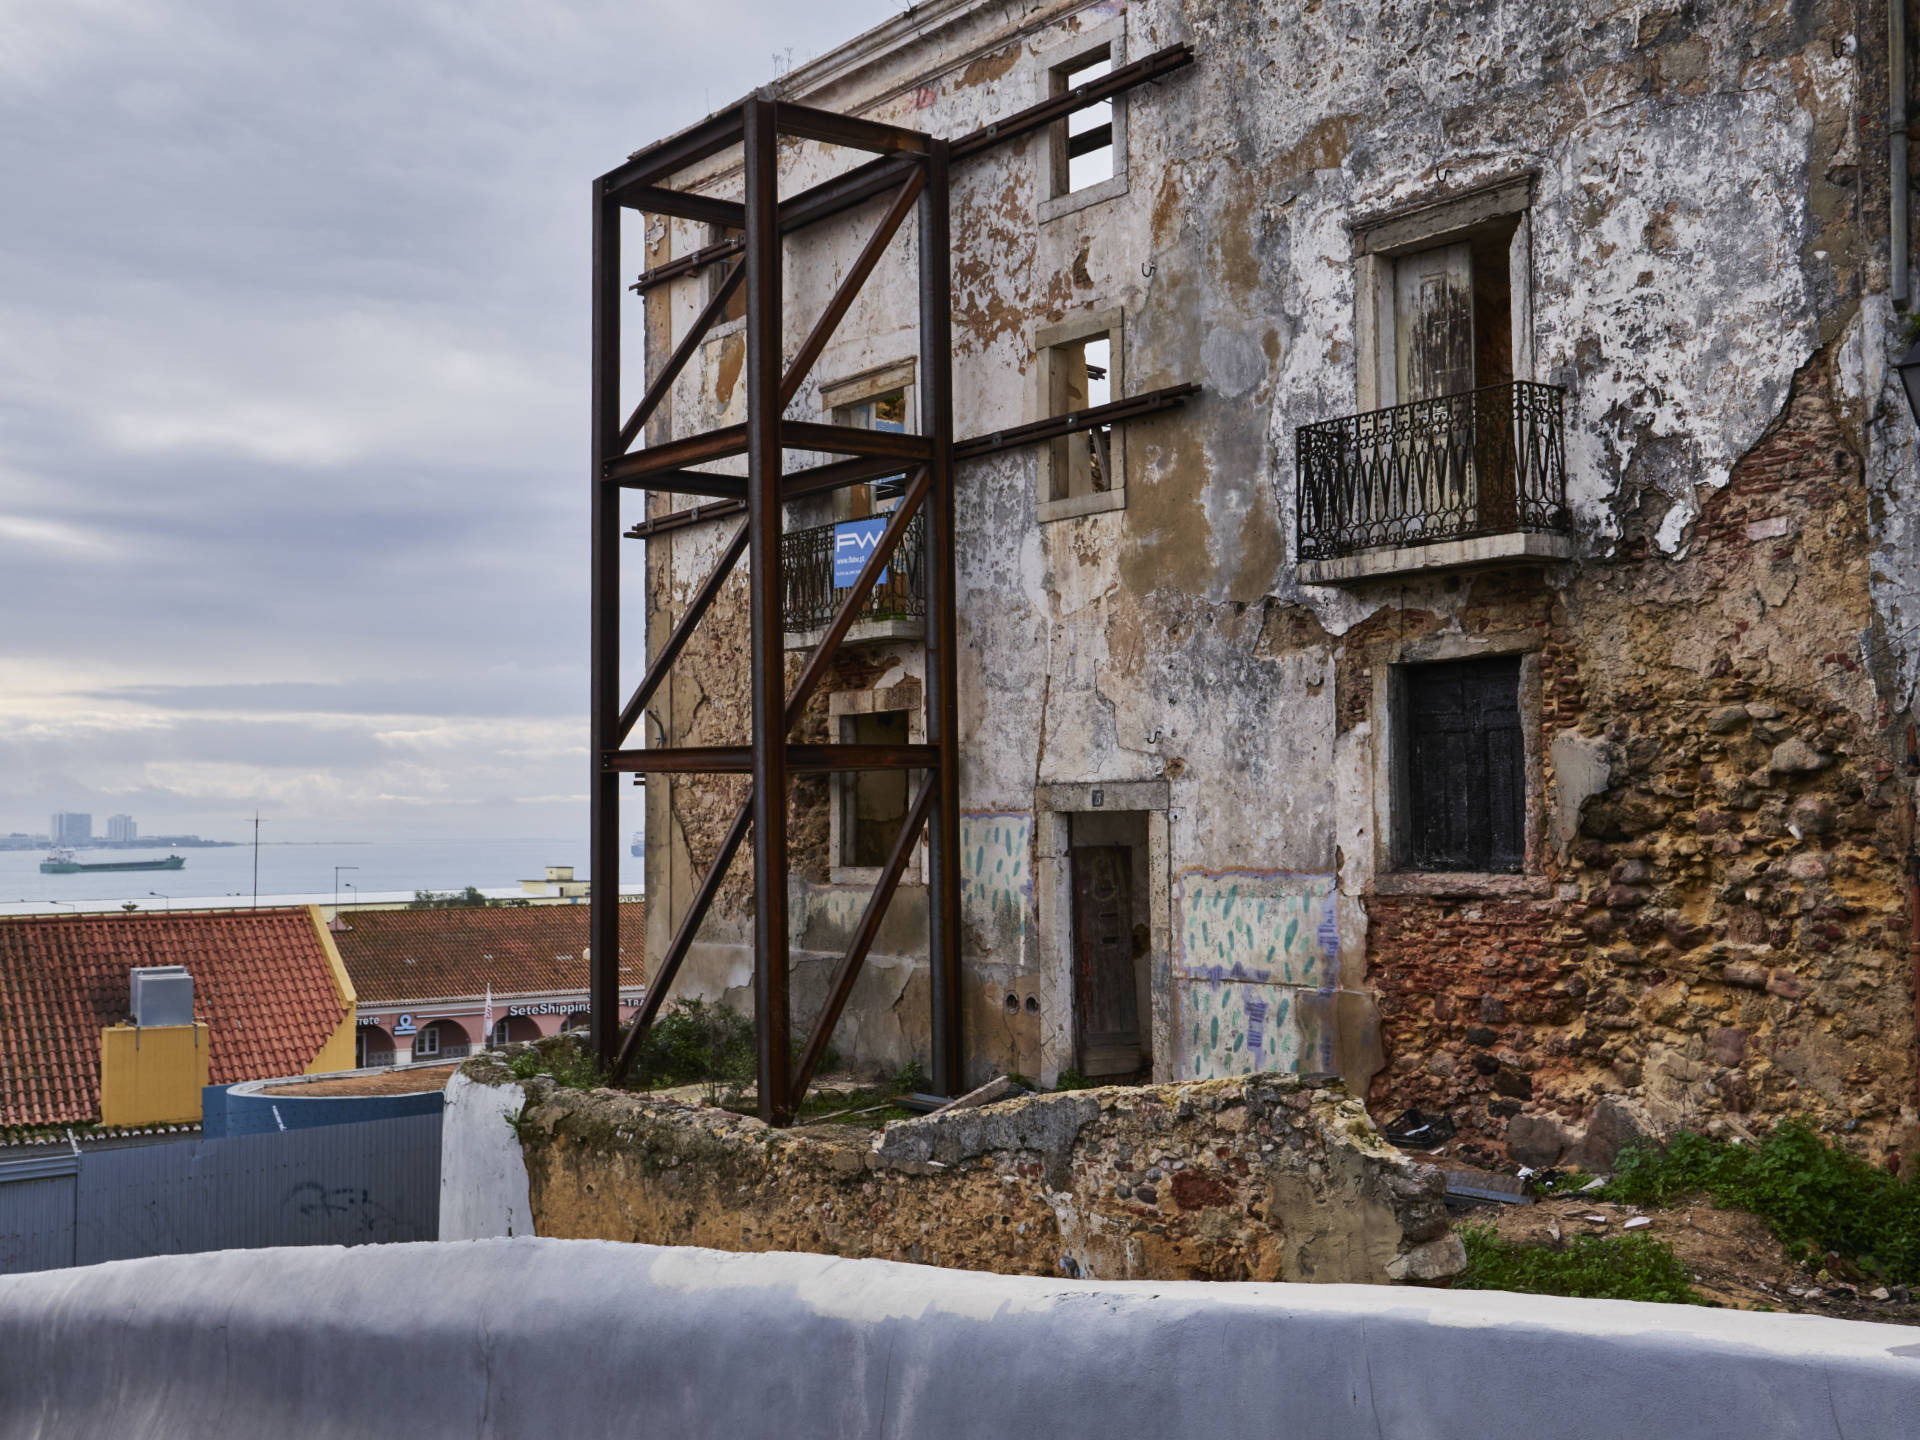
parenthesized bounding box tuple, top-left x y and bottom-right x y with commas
(633, 0, 1920, 1161)
(495, 1062, 1461, 1285)
(1364, 346, 1919, 1172)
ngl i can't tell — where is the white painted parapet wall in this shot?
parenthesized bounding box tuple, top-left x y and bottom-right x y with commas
(1, 1239, 1916, 1438)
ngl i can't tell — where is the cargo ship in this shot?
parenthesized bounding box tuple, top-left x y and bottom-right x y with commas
(39, 848, 186, 875)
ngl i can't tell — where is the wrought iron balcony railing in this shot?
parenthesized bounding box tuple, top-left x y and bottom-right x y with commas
(781, 511, 926, 635)
(1295, 381, 1568, 563)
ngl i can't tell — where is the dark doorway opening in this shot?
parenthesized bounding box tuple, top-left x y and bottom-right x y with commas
(1069, 825, 1149, 1078)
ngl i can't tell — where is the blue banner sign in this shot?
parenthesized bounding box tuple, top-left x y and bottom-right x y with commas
(833, 517, 889, 587)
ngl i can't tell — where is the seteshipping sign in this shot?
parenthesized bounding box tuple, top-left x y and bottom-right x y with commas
(832, 518, 889, 588)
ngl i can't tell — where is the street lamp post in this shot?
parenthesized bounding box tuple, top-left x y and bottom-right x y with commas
(334, 866, 358, 925)
(148, 891, 170, 914)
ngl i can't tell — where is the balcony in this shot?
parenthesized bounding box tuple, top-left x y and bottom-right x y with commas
(781, 511, 926, 649)
(1294, 381, 1571, 584)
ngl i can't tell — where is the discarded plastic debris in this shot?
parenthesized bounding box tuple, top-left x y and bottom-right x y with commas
(1382, 1108, 1457, 1151)
(1623, 1217, 1652, 1230)
(1580, 1175, 1610, 1192)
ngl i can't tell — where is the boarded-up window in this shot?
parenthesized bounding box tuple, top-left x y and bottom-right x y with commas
(1400, 657, 1525, 873)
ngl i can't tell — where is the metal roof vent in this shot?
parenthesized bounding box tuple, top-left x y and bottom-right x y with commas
(130, 965, 194, 1028)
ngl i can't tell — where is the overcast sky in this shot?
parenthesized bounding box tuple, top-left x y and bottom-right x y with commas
(0, 0, 904, 846)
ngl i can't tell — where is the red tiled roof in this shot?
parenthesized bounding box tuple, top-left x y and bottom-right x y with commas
(0, 907, 350, 1129)
(330, 900, 644, 1006)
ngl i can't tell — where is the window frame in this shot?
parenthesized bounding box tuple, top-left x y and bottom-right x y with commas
(1034, 305, 1127, 523)
(828, 684, 926, 886)
(1369, 632, 1548, 898)
(1036, 18, 1129, 223)
(412, 1024, 442, 1058)
(1350, 173, 1536, 413)
(821, 360, 917, 522)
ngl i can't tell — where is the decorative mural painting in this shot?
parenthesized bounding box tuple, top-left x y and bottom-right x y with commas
(961, 811, 1032, 942)
(1175, 870, 1341, 1080)
(1173, 870, 1338, 984)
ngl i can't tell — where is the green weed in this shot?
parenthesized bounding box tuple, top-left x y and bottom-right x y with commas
(1455, 1223, 1706, 1306)
(1601, 1121, 1920, 1284)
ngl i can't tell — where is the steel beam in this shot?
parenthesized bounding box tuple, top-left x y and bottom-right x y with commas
(610, 470, 747, 498)
(587, 177, 622, 1071)
(605, 744, 941, 774)
(920, 136, 964, 1100)
(609, 802, 752, 1083)
(781, 421, 932, 461)
(953, 382, 1201, 460)
(615, 520, 748, 745)
(625, 499, 744, 539)
(618, 256, 744, 451)
(779, 154, 921, 234)
(782, 453, 919, 500)
(776, 101, 929, 155)
(949, 43, 1195, 161)
(785, 469, 929, 716)
(791, 776, 936, 1100)
(619, 185, 746, 229)
(630, 235, 743, 294)
(603, 108, 745, 199)
(779, 171, 925, 408)
(604, 425, 748, 484)
(742, 97, 792, 1126)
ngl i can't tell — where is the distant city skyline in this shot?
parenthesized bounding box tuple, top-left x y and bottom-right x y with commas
(0, 1, 903, 846)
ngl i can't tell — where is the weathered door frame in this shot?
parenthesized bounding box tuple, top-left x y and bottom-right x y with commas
(1033, 780, 1170, 1086)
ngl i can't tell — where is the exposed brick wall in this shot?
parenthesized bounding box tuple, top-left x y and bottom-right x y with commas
(1365, 346, 1920, 1172)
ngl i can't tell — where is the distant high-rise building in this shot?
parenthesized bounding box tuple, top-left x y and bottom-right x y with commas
(106, 815, 137, 843)
(51, 812, 92, 846)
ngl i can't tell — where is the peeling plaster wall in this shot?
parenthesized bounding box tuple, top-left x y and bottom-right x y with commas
(640, 0, 1920, 1159)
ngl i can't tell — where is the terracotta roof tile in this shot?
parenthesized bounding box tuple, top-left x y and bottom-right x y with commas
(0, 908, 350, 1128)
(331, 900, 644, 1006)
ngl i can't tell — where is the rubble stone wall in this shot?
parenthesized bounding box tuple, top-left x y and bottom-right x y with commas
(1361, 346, 1919, 1172)
(480, 1058, 1462, 1285)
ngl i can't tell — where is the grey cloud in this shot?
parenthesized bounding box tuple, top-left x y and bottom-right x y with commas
(0, 0, 903, 834)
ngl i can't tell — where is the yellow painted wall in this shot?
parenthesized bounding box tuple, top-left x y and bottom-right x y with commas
(305, 905, 360, 1075)
(99, 1022, 210, 1127)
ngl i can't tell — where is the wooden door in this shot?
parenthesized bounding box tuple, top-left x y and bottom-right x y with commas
(1071, 845, 1141, 1076)
(1394, 242, 1475, 402)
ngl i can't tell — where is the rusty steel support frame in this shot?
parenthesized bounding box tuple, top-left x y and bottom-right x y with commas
(592, 97, 957, 1125)
(591, 47, 1199, 1122)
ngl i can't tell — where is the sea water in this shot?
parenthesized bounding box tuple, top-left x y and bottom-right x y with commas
(0, 836, 643, 911)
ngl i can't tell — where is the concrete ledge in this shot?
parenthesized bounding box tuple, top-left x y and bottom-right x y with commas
(1297, 530, 1574, 584)
(0, 1239, 1914, 1438)
(784, 617, 924, 650)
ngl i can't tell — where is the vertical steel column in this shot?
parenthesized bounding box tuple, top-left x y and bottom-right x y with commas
(919, 138, 964, 1097)
(588, 177, 622, 1070)
(742, 99, 794, 1123)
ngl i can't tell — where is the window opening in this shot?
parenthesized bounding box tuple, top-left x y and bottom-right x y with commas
(840, 710, 911, 868)
(1052, 50, 1114, 195)
(705, 222, 746, 324)
(833, 387, 909, 518)
(1399, 656, 1524, 873)
(491, 1018, 512, 1046)
(1047, 332, 1112, 502)
(413, 1024, 442, 1058)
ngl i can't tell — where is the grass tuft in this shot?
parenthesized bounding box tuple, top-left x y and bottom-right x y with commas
(1455, 1223, 1706, 1306)
(1602, 1122, 1920, 1285)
